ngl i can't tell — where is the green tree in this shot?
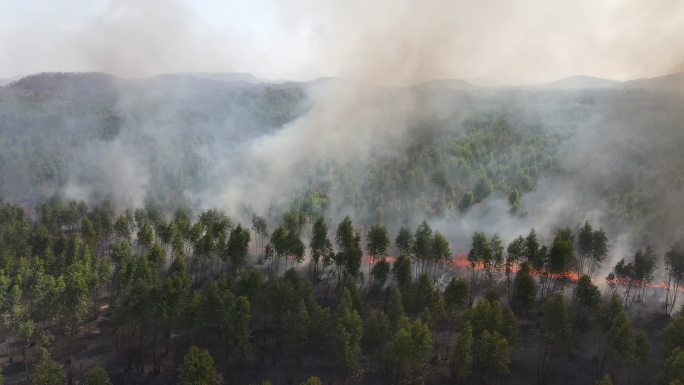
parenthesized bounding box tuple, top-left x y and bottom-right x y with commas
(432, 231, 451, 279)
(626, 330, 649, 385)
(538, 293, 572, 383)
(137, 221, 154, 253)
(598, 295, 633, 377)
(502, 308, 519, 346)
(62, 260, 91, 384)
(664, 315, 684, 353)
(310, 217, 332, 280)
(467, 231, 490, 302)
(467, 299, 503, 339)
(284, 300, 310, 363)
(392, 256, 412, 288)
(266, 226, 288, 274)
(299, 377, 323, 385)
(114, 214, 131, 242)
(384, 319, 433, 385)
(450, 321, 473, 382)
(335, 216, 363, 282)
(395, 227, 414, 259)
(488, 234, 504, 286)
(413, 274, 437, 314)
(511, 261, 536, 316)
(83, 367, 112, 385)
(32, 349, 66, 385)
(589, 228, 609, 278)
(413, 221, 433, 276)
(285, 229, 306, 269)
(661, 348, 684, 385)
(367, 224, 390, 282)
(147, 243, 166, 272)
(178, 345, 223, 385)
(505, 236, 525, 299)
(524, 229, 542, 270)
(442, 277, 470, 361)
(388, 289, 408, 332)
(459, 191, 474, 211)
(444, 277, 470, 311)
(473, 330, 510, 385)
(371, 260, 391, 288)
(228, 296, 252, 362)
(335, 288, 364, 381)
(573, 275, 600, 329)
(508, 189, 521, 214)
(474, 174, 493, 202)
(363, 311, 391, 357)
(251, 214, 268, 256)
(226, 224, 251, 276)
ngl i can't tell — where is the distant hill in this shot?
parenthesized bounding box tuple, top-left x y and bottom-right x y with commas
(0, 78, 15, 87)
(8, 72, 122, 95)
(622, 72, 684, 91)
(161, 72, 261, 83)
(535, 75, 620, 89)
(412, 78, 478, 90)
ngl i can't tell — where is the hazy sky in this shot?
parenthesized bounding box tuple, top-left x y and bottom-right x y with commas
(1, 0, 683, 84)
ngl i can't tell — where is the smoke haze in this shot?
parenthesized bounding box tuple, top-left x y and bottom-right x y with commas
(1, 1, 684, 280)
(2, 0, 684, 83)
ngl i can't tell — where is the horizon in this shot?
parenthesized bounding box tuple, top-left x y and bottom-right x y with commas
(2, 0, 683, 85)
(3, 69, 684, 89)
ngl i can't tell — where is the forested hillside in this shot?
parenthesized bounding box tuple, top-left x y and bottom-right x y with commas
(3, 72, 683, 242)
(1, 72, 684, 385)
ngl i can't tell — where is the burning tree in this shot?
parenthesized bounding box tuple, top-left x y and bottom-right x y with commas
(366, 224, 389, 286)
(309, 217, 332, 281)
(467, 231, 490, 303)
(413, 221, 434, 277)
(395, 227, 414, 260)
(432, 231, 451, 280)
(575, 221, 609, 278)
(505, 235, 526, 300)
(467, 231, 503, 302)
(605, 248, 655, 311)
(251, 214, 268, 256)
(577, 221, 594, 276)
(665, 241, 684, 315)
(547, 227, 575, 295)
(589, 228, 609, 279)
(335, 216, 363, 285)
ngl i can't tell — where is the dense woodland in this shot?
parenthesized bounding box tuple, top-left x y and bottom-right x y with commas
(0, 198, 683, 385)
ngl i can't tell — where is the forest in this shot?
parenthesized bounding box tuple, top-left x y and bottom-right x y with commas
(0, 197, 683, 385)
(1, 72, 684, 385)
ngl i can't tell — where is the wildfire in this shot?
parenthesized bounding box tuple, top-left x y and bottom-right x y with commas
(360, 253, 680, 293)
(450, 252, 682, 292)
(365, 256, 396, 264)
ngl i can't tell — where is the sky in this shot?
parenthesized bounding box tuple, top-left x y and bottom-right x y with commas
(1, 0, 683, 85)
